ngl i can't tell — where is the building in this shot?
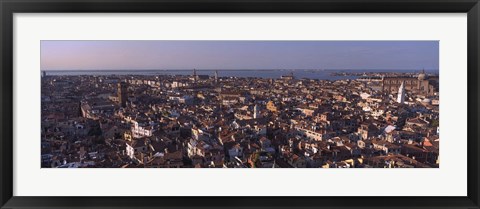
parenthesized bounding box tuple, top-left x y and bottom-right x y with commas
(266, 101, 278, 112)
(80, 99, 116, 120)
(381, 71, 438, 96)
(131, 119, 154, 138)
(117, 82, 128, 108)
(358, 123, 380, 140)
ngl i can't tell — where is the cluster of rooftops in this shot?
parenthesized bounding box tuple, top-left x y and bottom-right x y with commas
(41, 71, 439, 168)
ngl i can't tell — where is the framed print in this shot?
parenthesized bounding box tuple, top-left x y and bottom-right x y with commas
(1, 0, 479, 208)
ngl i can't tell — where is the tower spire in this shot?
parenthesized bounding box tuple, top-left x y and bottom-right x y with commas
(397, 81, 405, 104)
(254, 104, 260, 119)
(193, 68, 197, 83)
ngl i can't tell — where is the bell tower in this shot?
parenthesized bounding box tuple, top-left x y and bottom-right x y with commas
(397, 81, 405, 104)
(118, 82, 128, 108)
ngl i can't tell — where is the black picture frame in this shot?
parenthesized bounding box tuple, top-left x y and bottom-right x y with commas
(1, 0, 479, 208)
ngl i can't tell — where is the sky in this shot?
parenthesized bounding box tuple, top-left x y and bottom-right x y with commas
(41, 41, 439, 71)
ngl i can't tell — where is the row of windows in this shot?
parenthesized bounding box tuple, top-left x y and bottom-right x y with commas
(384, 79, 419, 85)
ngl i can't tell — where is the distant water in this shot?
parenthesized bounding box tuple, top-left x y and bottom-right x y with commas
(44, 69, 439, 81)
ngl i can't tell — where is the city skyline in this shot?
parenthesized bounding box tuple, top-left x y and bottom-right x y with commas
(41, 40, 440, 168)
(41, 41, 439, 71)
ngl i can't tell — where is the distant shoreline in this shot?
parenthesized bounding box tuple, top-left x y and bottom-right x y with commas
(42, 69, 439, 81)
(43, 69, 440, 72)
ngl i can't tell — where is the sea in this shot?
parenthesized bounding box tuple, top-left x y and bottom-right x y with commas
(44, 69, 439, 81)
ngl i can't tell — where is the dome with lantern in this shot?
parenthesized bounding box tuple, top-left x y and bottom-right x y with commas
(418, 69, 427, 80)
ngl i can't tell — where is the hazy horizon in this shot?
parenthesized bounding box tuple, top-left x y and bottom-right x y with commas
(41, 41, 439, 71)
(42, 68, 439, 71)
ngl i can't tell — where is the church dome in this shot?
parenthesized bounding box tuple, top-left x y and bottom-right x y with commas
(418, 71, 427, 80)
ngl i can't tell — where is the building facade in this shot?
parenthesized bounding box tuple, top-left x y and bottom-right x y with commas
(381, 72, 438, 96)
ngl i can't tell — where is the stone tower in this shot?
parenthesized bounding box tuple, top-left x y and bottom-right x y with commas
(254, 104, 260, 119)
(397, 81, 405, 104)
(118, 82, 128, 108)
(193, 68, 197, 83)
